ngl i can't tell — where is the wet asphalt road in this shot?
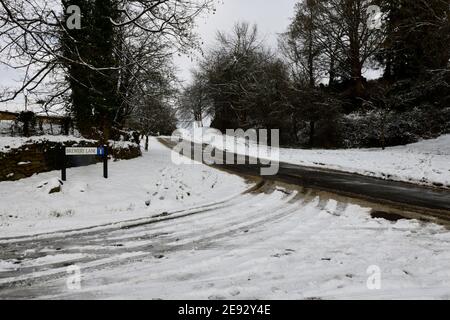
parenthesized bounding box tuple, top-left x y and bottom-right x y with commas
(160, 138, 450, 223)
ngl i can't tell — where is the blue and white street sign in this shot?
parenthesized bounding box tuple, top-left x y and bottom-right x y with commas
(97, 147, 105, 156)
(62, 145, 109, 181)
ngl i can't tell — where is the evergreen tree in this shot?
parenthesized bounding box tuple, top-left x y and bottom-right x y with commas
(378, 0, 450, 79)
(61, 0, 121, 140)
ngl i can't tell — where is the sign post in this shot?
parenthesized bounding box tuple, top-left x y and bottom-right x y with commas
(62, 146, 108, 181)
(97, 145, 108, 179)
(61, 150, 67, 182)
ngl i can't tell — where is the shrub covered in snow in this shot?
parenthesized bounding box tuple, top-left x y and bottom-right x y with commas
(339, 106, 450, 149)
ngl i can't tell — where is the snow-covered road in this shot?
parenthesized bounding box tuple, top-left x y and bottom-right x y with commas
(183, 129, 450, 189)
(1, 139, 450, 299)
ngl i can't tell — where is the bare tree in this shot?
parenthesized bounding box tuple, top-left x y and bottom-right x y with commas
(280, 0, 324, 88)
(0, 0, 214, 136)
(314, 0, 385, 96)
(177, 71, 211, 126)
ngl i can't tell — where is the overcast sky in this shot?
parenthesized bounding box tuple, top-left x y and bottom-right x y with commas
(0, 0, 381, 111)
(175, 0, 298, 83)
(0, 0, 298, 110)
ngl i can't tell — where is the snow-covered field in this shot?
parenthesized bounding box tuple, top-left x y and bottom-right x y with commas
(183, 129, 450, 188)
(0, 138, 249, 238)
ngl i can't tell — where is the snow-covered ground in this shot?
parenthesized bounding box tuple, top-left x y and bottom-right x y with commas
(1, 137, 450, 299)
(2, 180, 450, 299)
(182, 129, 450, 188)
(0, 135, 140, 153)
(65, 201, 450, 300)
(0, 135, 94, 153)
(0, 138, 250, 238)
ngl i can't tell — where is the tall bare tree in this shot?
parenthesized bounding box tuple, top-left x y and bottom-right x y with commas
(314, 0, 385, 97)
(0, 0, 214, 138)
(177, 71, 211, 127)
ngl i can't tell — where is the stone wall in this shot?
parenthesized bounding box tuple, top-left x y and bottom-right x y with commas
(0, 139, 141, 181)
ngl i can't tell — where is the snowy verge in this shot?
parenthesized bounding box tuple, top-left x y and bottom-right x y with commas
(180, 129, 450, 189)
(0, 138, 250, 238)
(0, 135, 141, 154)
(0, 135, 97, 153)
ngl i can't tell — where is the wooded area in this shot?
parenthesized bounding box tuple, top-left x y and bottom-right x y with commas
(0, 0, 449, 148)
(0, 0, 211, 141)
(179, 0, 450, 148)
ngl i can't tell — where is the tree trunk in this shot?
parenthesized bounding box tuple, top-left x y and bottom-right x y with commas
(347, 0, 364, 98)
(145, 135, 149, 151)
(307, 24, 315, 88)
(101, 117, 111, 144)
(291, 114, 299, 144)
(353, 65, 364, 98)
(329, 55, 336, 86)
(23, 119, 29, 137)
(309, 121, 315, 148)
(381, 112, 386, 150)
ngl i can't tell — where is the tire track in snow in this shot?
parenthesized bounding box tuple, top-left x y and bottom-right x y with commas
(0, 181, 307, 292)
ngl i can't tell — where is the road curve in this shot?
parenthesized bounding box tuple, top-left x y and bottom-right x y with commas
(159, 138, 450, 223)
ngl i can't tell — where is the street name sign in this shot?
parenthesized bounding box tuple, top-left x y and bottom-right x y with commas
(61, 146, 108, 181)
(65, 147, 105, 156)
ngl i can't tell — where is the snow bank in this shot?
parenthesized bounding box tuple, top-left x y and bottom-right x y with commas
(0, 135, 94, 153)
(276, 135, 450, 188)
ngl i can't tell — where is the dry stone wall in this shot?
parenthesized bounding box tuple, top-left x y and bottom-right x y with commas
(0, 139, 141, 181)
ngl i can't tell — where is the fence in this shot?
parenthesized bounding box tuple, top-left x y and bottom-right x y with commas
(0, 111, 73, 137)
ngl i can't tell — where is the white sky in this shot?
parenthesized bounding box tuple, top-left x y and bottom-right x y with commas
(175, 0, 298, 83)
(175, 0, 382, 83)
